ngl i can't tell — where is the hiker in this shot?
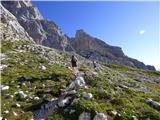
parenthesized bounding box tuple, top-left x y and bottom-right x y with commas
(92, 60, 97, 70)
(71, 55, 78, 75)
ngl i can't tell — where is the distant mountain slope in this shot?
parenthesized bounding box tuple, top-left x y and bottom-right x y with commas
(70, 30, 155, 70)
(1, 1, 155, 71)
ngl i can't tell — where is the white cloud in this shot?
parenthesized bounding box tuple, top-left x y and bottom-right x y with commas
(139, 30, 145, 35)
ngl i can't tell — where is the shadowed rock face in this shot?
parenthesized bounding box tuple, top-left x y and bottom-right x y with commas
(70, 30, 155, 71)
(146, 65, 156, 71)
(71, 29, 124, 58)
(2, 1, 156, 71)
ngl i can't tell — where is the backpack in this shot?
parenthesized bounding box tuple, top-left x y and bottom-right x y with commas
(72, 57, 77, 63)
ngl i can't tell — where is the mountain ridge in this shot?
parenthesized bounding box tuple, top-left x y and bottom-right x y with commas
(1, 1, 156, 71)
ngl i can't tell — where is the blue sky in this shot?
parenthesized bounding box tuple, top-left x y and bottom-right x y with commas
(33, 1, 160, 70)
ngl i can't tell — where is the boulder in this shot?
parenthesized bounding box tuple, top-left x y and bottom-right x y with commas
(146, 98, 160, 109)
(66, 75, 86, 90)
(58, 97, 71, 107)
(0, 64, 7, 70)
(93, 113, 107, 120)
(50, 97, 58, 101)
(108, 110, 117, 116)
(132, 115, 138, 120)
(15, 91, 27, 98)
(4, 110, 9, 114)
(0, 117, 7, 120)
(13, 112, 18, 116)
(16, 85, 20, 88)
(10, 95, 14, 98)
(16, 103, 21, 107)
(0, 53, 6, 61)
(67, 90, 77, 95)
(39, 65, 46, 70)
(79, 112, 91, 120)
(22, 82, 26, 86)
(75, 76, 86, 88)
(1, 85, 9, 90)
(34, 97, 40, 100)
(82, 92, 93, 99)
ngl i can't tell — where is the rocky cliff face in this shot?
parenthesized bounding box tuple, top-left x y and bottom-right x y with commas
(1, 1, 156, 71)
(1, 1, 69, 49)
(0, 4, 33, 42)
(71, 29, 124, 58)
(71, 30, 156, 70)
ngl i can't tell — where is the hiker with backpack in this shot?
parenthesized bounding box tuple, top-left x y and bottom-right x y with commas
(92, 60, 97, 70)
(71, 55, 78, 75)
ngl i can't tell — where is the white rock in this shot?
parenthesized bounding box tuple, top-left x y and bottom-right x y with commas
(16, 91, 27, 98)
(132, 115, 138, 120)
(79, 112, 91, 120)
(29, 96, 33, 99)
(0, 64, 7, 70)
(109, 110, 117, 116)
(146, 98, 152, 103)
(10, 95, 14, 98)
(16, 103, 21, 107)
(79, 72, 85, 77)
(84, 86, 88, 89)
(34, 97, 40, 100)
(0, 53, 6, 61)
(146, 98, 160, 109)
(82, 92, 93, 99)
(66, 81, 76, 90)
(4, 110, 9, 114)
(39, 65, 46, 70)
(50, 97, 58, 101)
(67, 90, 77, 94)
(75, 76, 86, 88)
(22, 82, 26, 86)
(0, 117, 7, 120)
(16, 85, 20, 88)
(58, 97, 71, 107)
(13, 112, 18, 116)
(93, 113, 107, 120)
(117, 113, 121, 117)
(1, 85, 9, 90)
(119, 84, 128, 89)
(42, 84, 45, 87)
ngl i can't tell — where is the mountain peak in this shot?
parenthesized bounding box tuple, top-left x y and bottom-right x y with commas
(2, 1, 43, 20)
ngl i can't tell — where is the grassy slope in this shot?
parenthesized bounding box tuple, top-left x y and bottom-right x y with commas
(1, 40, 160, 120)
